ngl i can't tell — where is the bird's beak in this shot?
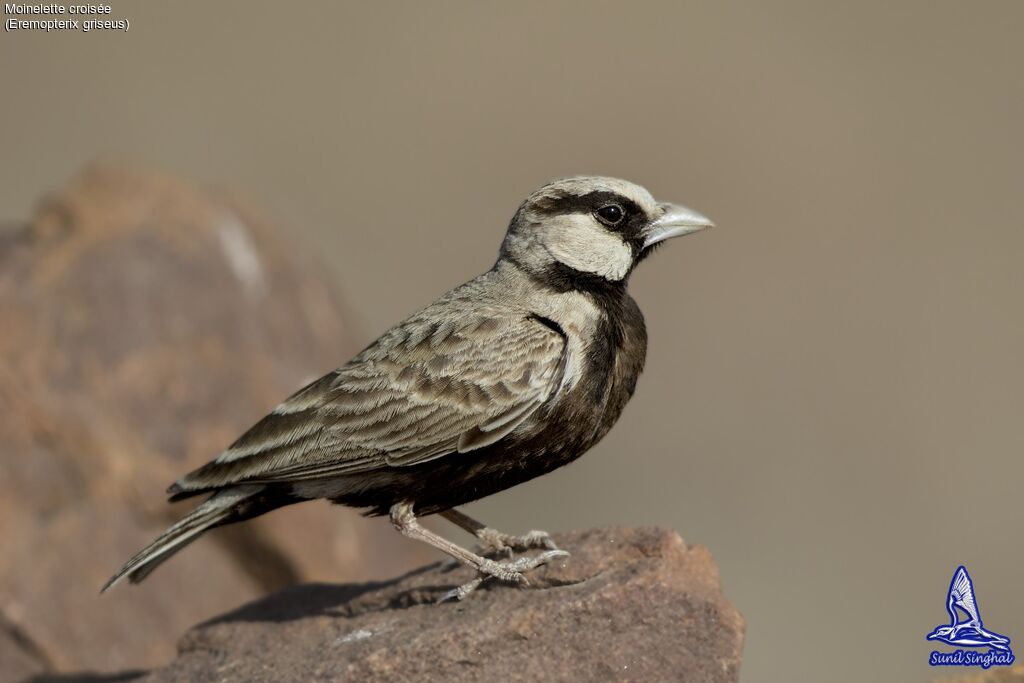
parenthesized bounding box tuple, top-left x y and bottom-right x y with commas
(641, 202, 714, 249)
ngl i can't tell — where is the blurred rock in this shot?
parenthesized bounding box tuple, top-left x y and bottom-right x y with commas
(0, 612, 50, 682)
(937, 666, 1024, 683)
(0, 165, 427, 677)
(128, 527, 744, 683)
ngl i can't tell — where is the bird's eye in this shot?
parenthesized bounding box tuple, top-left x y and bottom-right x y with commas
(595, 204, 624, 226)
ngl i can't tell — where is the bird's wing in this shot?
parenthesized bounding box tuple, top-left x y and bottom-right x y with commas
(949, 566, 980, 623)
(169, 306, 566, 495)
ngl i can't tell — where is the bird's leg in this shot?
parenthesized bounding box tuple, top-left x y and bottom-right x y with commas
(389, 502, 566, 602)
(439, 508, 561, 557)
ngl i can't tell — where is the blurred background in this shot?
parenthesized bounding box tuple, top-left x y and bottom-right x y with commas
(2, 2, 1022, 681)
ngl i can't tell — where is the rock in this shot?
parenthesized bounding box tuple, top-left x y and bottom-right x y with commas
(937, 666, 1024, 683)
(0, 612, 50, 682)
(131, 527, 744, 683)
(0, 165, 427, 677)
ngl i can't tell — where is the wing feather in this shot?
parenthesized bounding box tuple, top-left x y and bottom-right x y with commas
(170, 304, 566, 496)
(950, 566, 979, 622)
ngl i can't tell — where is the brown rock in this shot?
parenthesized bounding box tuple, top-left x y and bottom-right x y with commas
(936, 666, 1024, 683)
(0, 612, 51, 682)
(0, 165, 427, 677)
(133, 527, 744, 683)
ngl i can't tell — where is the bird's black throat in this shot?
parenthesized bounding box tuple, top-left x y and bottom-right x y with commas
(531, 261, 629, 314)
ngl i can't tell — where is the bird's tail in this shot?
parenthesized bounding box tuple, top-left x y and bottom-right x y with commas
(101, 484, 266, 592)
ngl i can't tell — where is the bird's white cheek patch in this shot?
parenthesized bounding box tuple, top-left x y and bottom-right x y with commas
(543, 219, 633, 281)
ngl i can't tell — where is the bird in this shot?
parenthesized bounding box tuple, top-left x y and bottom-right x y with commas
(103, 176, 713, 601)
(927, 566, 1011, 651)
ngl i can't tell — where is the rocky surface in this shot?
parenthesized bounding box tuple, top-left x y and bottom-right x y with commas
(0, 166, 427, 677)
(125, 527, 744, 683)
(1, 612, 50, 682)
(938, 667, 1024, 683)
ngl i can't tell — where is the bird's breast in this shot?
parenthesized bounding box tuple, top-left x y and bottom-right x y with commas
(526, 290, 648, 455)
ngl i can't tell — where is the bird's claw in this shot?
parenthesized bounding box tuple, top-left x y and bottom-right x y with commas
(439, 576, 485, 603)
(438, 549, 569, 603)
(476, 528, 562, 557)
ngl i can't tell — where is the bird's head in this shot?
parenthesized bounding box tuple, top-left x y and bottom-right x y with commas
(927, 626, 955, 641)
(500, 176, 713, 285)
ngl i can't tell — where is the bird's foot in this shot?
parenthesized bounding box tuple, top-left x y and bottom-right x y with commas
(475, 527, 561, 557)
(439, 549, 569, 603)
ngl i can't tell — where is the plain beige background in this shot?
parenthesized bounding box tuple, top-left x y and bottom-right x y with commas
(2, 2, 1022, 681)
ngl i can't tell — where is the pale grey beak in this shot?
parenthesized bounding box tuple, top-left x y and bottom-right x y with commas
(642, 202, 714, 248)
